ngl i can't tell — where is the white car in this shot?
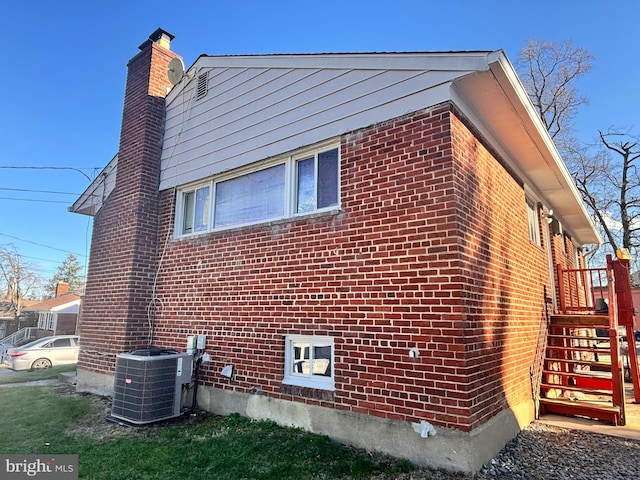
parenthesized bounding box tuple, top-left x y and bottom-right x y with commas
(4, 335, 80, 371)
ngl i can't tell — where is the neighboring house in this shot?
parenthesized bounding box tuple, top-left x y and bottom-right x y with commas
(0, 299, 38, 340)
(23, 283, 80, 338)
(70, 30, 601, 473)
(0, 302, 14, 339)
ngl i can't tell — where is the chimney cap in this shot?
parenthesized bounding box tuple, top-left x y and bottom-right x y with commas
(138, 28, 175, 51)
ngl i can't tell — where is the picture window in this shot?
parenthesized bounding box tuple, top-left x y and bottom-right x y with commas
(175, 143, 340, 237)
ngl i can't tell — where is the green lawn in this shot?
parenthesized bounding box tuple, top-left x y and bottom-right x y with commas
(0, 364, 76, 384)
(0, 385, 425, 479)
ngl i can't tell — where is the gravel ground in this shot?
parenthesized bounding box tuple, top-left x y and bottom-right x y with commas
(474, 422, 640, 480)
(394, 422, 640, 480)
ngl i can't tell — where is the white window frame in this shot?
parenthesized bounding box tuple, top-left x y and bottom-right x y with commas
(174, 141, 340, 238)
(283, 335, 335, 391)
(526, 197, 541, 246)
(177, 183, 211, 236)
(38, 312, 57, 331)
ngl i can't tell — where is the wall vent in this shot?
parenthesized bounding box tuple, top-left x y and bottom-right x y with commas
(111, 349, 193, 424)
(196, 72, 208, 100)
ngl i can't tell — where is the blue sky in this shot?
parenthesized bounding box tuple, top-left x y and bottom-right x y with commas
(1, 0, 638, 293)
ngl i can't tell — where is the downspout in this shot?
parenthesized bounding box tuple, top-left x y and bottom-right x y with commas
(543, 214, 557, 313)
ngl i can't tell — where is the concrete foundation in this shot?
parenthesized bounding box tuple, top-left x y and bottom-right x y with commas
(75, 370, 532, 473)
(197, 385, 534, 473)
(76, 368, 114, 397)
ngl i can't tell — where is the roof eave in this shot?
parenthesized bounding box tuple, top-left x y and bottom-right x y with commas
(453, 51, 601, 247)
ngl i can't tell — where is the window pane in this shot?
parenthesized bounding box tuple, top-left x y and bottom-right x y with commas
(292, 341, 310, 374)
(194, 186, 210, 232)
(296, 157, 315, 213)
(53, 338, 71, 348)
(312, 344, 331, 377)
(317, 149, 339, 208)
(215, 164, 285, 228)
(182, 191, 195, 234)
(527, 199, 540, 245)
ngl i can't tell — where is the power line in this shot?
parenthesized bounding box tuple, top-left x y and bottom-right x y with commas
(0, 232, 86, 257)
(0, 187, 87, 196)
(0, 197, 72, 204)
(0, 165, 100, 181)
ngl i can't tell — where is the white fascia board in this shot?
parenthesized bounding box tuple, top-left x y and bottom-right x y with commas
(459, 52, 600, 245)
(194, 51, 495, 71)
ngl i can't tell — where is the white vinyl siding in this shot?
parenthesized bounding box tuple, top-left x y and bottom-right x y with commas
(160, 59, 472, 190)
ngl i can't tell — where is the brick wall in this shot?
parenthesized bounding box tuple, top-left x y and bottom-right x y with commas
(77, 36, 179, 374)
(55, 313, 78, 335)
(143, 103, 553, 431)
(449, 111, 552, 428)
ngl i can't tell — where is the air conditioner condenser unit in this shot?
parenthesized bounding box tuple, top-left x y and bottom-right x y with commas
(111, 348, 193, 425)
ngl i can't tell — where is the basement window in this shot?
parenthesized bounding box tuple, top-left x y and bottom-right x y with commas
(174, 142, 340, 237)
(283, 335, 334, 390)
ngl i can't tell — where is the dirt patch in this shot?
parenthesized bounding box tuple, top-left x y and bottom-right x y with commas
(47, 384, 146, 441)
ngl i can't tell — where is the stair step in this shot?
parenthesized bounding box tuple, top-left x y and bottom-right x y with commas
(550, 314, 609, 326)
(547, 334, 603, 342)
(539, 398, 621, 425)
(540, 383, 612, 396)
(544, 358, 612, 369)
(546, 345, 603, 354)
(542, 370, 612, 380)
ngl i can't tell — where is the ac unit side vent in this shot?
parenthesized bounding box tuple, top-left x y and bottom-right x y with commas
(111, 351, 193, 425)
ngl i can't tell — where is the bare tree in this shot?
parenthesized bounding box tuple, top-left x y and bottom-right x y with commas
(517, 39, 594, 149)
(0, 244, 41, 317)
(572, 130, 640, 260)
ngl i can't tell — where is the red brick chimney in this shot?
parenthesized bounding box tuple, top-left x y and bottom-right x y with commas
(78, 29, 181, 380)
(55, 282, 70, 297)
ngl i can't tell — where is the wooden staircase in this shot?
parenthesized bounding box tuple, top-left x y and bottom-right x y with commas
(536, 255, 640, 426)
(539, 314, 625, 425)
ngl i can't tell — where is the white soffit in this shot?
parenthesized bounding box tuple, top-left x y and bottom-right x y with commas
(452, 52, 600, 246)
(69, 154, 118, 216)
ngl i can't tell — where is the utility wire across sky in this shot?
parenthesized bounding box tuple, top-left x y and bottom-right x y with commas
(0, 232, 87, 258)
(0, 165, 101, 181)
